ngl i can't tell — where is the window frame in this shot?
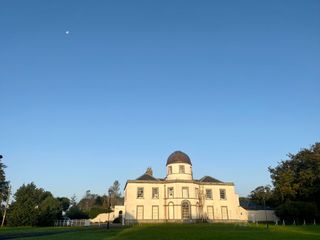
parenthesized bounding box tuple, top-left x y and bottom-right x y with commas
(182, 187, 189, 198)
(206, 189, 213, 200)
(168, 187, 174, 198)
(220, 189, 226, 200)
(152, 187, 159, 199)
(137, 187, 144, 199)
(179, 165, 185, 173)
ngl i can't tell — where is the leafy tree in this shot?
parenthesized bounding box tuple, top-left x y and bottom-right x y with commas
(7, 183, 44, 226)
(66, 205, 89, 219)
(78, 190, 97, 211)
(0, 155, 9, 203)
(88, 207, 106, 219)
(268, 143, 320, 221)
(249, 185, 274, 207)
(37, 196, 62, 226)
(94, 196, 104, 206)
(70, 194, 77, 207)
(57, 197, 70, 212)
(269, 143, 320, 206)
(275, 201, 317, 224)
(108, 180, 121, 207)
(7, 183, 67, 226)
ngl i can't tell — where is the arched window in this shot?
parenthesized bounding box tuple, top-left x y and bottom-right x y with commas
(181, 201, 191, 219)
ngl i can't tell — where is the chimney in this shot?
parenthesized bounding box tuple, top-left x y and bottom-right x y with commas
(145, 167, 153, 176)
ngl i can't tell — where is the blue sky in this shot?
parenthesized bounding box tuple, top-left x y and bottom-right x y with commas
(1, 0, 319, 200)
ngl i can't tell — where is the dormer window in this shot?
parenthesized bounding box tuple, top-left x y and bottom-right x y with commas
(179, 165, 185, 173)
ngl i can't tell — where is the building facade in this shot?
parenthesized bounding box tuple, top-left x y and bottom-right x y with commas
(122, 151, 247, 223)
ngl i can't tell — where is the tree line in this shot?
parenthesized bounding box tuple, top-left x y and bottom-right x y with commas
(0, 156, 123, 226)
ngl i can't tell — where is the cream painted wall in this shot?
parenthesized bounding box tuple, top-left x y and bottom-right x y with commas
(166, 163, 193, 180)
(124, 181, 246, 221)
(124, 162, 247, 222)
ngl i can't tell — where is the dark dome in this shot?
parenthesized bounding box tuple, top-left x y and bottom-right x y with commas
(166, 151, 192, 166)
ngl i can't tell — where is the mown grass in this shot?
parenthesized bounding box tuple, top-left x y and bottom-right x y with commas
(1, 223, 320, 240)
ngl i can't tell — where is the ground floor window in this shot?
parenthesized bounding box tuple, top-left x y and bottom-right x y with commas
(221, 206, 229, 220)
(168, 202, 174, 219)
(136, 205, 144, 220)
(207, 206, 214, 219)
(152, 205, 159, 220)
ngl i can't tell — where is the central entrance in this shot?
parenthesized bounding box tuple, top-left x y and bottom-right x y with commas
(181, 201, 191, 219)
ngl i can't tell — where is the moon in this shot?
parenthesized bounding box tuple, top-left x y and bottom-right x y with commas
(65, 30, 70, 35)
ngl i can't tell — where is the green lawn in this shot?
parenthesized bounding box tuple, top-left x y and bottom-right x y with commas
(1, 224, 320, 240)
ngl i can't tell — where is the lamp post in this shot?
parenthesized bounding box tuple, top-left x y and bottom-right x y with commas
(263, 189, 269, 229)
(107, 203, 111, 229)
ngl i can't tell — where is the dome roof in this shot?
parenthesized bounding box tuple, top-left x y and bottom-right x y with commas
(166, 151, 192, 166)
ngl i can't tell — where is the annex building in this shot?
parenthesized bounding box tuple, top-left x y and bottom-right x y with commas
(122, 151, 248, 223)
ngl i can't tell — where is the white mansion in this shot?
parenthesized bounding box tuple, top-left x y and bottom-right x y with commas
(122, 151, 248, 223)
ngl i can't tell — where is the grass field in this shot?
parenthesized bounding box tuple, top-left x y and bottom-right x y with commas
(1, 224, 320, 240)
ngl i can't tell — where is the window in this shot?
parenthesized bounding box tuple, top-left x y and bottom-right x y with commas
(179, 165, 185, 173)
(137, 187, 144, 199)
(182, 187, 189, 198)
(195, 188, 199, 199)
(168, 166, 172, 174)
(152, 205, 159, 219)
(207, 206, 214, 219)
(168, 187, 174, 198)
(181, 201, 190, 219)
(206, 189, 213, 199)
(136, 205, 144, 219)
(152, 187, 159, 199)
(220, 189, 226, 200)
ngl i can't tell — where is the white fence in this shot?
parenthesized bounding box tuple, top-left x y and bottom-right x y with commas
(54, 219, 91, 227)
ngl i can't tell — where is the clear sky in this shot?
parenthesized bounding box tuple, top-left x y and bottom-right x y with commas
(1, 0, 319, 200)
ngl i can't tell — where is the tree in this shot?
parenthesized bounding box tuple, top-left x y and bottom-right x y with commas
(66, 205, 89, 219)
(78, 190, 97, 211)
(269, 143, 320, 221)
(57, 197, 70, 212)
(7, 183, 44, 226)
(7, 183, 67, 226)
(0, 155, 9, 203)
(249, 185, 274, 207)
(37, 196, 62, 226)
(269, 143, 320, 206)
(70, 194, 77, 207)
(108, 180, 121, 207)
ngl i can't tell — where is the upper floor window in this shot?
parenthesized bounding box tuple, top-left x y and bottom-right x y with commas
(206, 189, 213, 199)
(179, 165, 185, 173)
(152, 187, 159, 199)
(137, 187, 144, 199)
(168, 187, 174, 198)
(195, 188, 199, 199)
(168, 166, 172, 174)
(182, 187, 189, 198)
(220, 189, 226, 200)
